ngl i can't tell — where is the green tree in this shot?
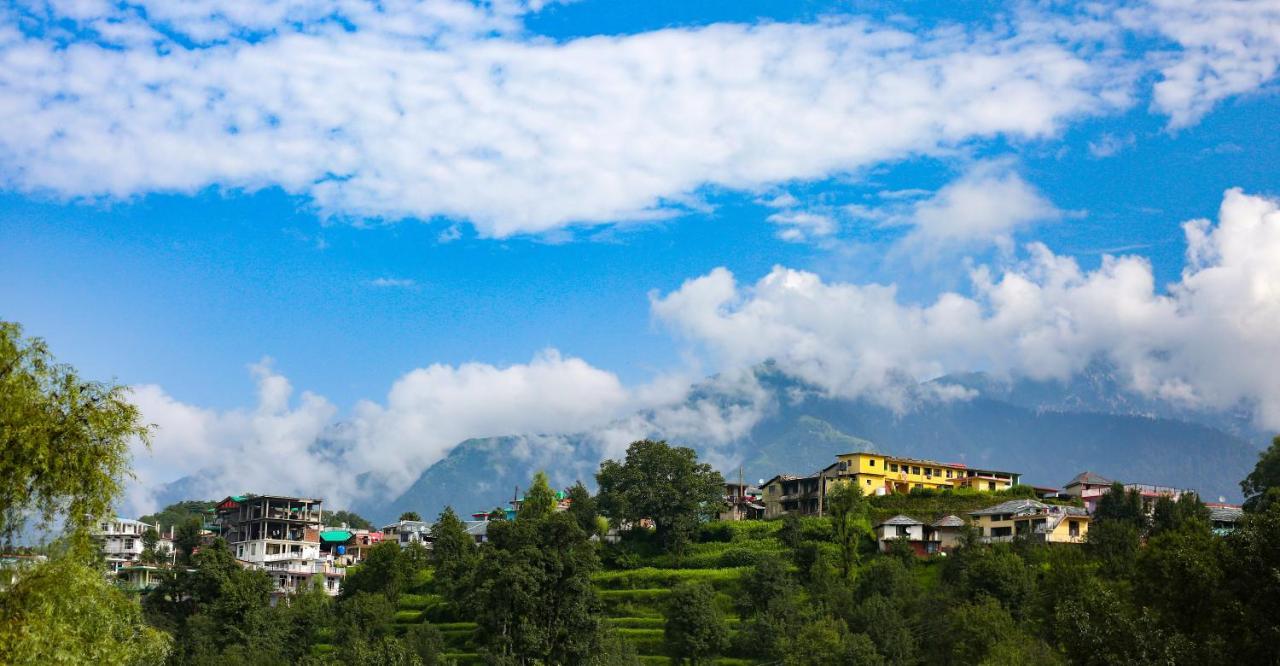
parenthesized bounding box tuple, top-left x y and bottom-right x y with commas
(430, 506, 478, 611)
(1094, 482, 1148, 530)
(566, 480, 598, 535)
(0, 321, 149, 542)
(826, 481, 870, 579)
(663, 581, 728, 665)
(325, 509, 374, 530)
(342, 540, 405, 601)
(0, 555, 172, 664)
(173, 515, 204, 564)
(1221, 500, 1280, 662)
(473, 475, 602, 665)
(404, 622, 455, 666)
(400, 511, 423, 522)
(1134, 520, 1226, 648)
(596, 440, 724, 554)
(141, 526, 162, 564)
(1086, 519, 1141, 579)
(518, 471, 557, 520)
(1150, 492, 1210, 536)
(334, 592, 396, 645)
(137, 500, 216, 533)
(1241, 435, 1280, 512)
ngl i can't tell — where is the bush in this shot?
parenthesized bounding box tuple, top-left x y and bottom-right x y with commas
(699, 522, 735, 543)
(717, 548, 765, 568)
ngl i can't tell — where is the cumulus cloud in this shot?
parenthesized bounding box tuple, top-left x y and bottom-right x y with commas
(653, 188, 1280, 427)
(1123, 0, 1280, 127)
(893, 160, 1059, 251)
(0, 3, 1130, 236)
(124, 348, 765, 514)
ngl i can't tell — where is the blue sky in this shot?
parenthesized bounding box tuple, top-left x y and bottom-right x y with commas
(1, 0, 1279, 508)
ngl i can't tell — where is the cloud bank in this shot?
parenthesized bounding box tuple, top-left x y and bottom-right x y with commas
(0, 1, 1142, 237)
(125, 189, 1280, 514)
(653, 189, 1280, 426)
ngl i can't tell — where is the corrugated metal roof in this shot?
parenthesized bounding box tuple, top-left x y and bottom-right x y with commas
(932, 515, 965, 528)
(876, 514, 924, 527)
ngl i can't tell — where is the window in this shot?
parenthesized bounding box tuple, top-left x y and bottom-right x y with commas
(946, 470, 953, 478)
(935, 468, 942, 476)
(869, 459, 876, 467)
(912, 466, 921, 475)
(988, 482, 995, 491)
(866, 479, 872, 486)
(889, 463, 898, 472)
(1069, 521, 1080, 537)
(896, 526, 910, 537)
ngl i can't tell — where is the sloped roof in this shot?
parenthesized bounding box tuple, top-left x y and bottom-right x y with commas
(876, 514, 924, 527)
(969, 499, 1049, 516)
(1208, 506, 1244, 523)
(933, 515, 966, 528)
(1064, 471, 1112, 488)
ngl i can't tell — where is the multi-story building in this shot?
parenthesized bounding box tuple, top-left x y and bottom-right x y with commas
(761, 473, 822, 518)
(214, 494, 341, 598)
(826, 452, 1020, 496)
(382, 520, 432, 547)
(93, 518, 156, 572)
(215, 494, 323, 564)
(720, 481, 765, 521)
(969, 499, 1090, 544)
(1063, 471, 1194, 515)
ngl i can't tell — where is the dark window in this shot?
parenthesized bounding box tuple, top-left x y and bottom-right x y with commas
(912, 466, 921, 475)
(869, 459, 876, 467)
(889, 463, 898, 472)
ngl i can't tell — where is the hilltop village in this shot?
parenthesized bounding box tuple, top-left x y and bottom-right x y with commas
(97, 448, 1245, 599)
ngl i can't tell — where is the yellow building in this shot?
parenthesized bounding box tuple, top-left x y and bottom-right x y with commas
(823, 452, 1020, 496)
(969, 499, 1090, 544)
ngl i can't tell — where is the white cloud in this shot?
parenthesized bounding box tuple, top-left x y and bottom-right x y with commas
(767, 211, 838, 243)
(1087, 132, 1135, 158)
(653, 188, 1280, 427)
(1123, 0, 1280, 127)
(367, 277, 417, 288)
(0, 4, 1129, 236)
(895, 160, 1059, 251)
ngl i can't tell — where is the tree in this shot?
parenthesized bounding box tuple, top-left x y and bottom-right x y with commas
(141, 526, 162, 564)
(172, 516, 203, 565)
(429, 506, 478, 611)
(566, 481, 598, 536)
(473, 475, 602, 665)
(342, 540, 406, 601)
(404, 622, 454, 666)
(0, 555, 172, 664)
(596, 440, 725, 554)
(137, 500, 216, 533)
(1242, 435, 1280, 512)
(1094, 482, 1147, 530)
(826, 481, 870, 578)
(1150, 492, 1210, 536)
(0, 321, 149, 543)
(1221, 501, 1280, 662)
(517, 471, 557, 521)
(1086, 519, 1141, 580)
(325, 509, 374, 530)
(663, 582, 728, 665)
(399, 511, 423, 522)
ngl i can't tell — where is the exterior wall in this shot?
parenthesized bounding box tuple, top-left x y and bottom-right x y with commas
(832, 453, 1016, 496)
(875, 523, 924, 542)
(971, 514, 1017, 540)
(233, 538, 321, 564)
(934, 527, 965, 550)
(95, 518, 154, 571)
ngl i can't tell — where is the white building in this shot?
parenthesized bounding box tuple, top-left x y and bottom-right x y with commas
(382, 520, 432, 547)
(214, 494, 343, 598)
(94, 518, 155, 572)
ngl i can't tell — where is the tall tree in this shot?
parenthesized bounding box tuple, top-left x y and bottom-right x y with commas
(0, 321, 149, 542)
(400, 511, 423, 522)
(430, 506, 478, 611)
(1241, 435, 1280, 512)
(566, 481, 598, 535)
(596, 440, 724, 553)
(473, 475, 601, 665)
(826, 481, 870, 578)
(663, 582, 728, 666)
(342, 540, 406, 601)
(518, 471, 557, 521)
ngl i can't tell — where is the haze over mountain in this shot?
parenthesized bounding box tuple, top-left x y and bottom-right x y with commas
(362, 363, 1262, 524)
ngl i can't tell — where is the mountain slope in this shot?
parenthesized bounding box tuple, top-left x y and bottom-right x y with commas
(372, 371, 1261, 523)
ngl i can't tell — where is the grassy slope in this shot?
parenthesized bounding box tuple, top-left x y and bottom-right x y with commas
(389, 490, 1037, 664)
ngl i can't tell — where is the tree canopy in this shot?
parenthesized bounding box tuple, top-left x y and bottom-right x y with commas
(1242, 435, 1280, 512)
(596, 440, 724, 553)
(0, 321, 149, 542)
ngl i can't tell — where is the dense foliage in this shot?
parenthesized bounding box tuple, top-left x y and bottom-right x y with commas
(597, 440, 725, 554)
